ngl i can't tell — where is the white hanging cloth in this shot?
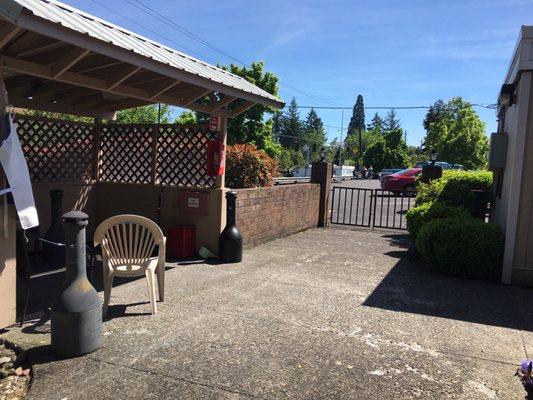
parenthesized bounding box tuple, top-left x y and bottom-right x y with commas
(0, 114, 39, 230)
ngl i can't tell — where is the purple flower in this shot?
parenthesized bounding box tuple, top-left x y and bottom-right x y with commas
(521, 360, 533, 374)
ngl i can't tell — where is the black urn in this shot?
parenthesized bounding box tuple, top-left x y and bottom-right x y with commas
(51, 211, 102, 357)
(219, 191, 242, 263)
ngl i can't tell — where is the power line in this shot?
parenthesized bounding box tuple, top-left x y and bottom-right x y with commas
(88, 0, 219, 64)
(296, 104, 498, 110)
(109, 0, 342, 107)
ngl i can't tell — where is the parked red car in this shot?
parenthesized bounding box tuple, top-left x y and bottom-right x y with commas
(380, 168, 422, 195)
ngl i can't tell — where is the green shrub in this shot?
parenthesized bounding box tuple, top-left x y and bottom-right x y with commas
(415, 170, 492, 217)
(406, 202, 471, 239)
(225, 143, 279, 188)
(415, 217, 504, 281)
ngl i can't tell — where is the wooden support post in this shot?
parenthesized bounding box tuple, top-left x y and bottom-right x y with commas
(1, 74, 9, 238)
(92, 117, 102, 182)
(0, 72, 16, 329)
(151, 126, 159, 185)
(215, 115, 227, 189)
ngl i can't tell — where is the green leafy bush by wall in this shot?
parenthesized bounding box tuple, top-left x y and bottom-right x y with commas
(415, 217, 504, 281)
(406, 202, 471, 239)
(225, 144, 279, 189)
(415, 170, 492, 217)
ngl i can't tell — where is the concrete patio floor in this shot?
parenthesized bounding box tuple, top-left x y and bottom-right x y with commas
(2, 227, 533, 399)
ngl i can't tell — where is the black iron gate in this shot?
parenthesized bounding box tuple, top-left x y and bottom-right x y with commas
(330, 187, 415, 230)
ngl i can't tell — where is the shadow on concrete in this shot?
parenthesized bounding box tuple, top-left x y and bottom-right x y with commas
(363, 239, 533, 331)
(103, 302, 153, 321)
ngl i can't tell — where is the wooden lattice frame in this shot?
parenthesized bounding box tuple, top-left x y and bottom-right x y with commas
(157, 124, 216, 187)
(14, 114, 95, 182)
(15, 115, 215, 188)
(98, 124, 154, 184)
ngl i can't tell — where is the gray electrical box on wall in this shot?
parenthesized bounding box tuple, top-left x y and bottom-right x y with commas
(488, 132, 508, 171)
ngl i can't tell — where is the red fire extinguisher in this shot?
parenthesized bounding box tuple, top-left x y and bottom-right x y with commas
(206, 139, 225, 176)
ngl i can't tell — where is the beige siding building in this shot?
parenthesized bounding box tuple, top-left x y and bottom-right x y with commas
(492, 26, 533, 284)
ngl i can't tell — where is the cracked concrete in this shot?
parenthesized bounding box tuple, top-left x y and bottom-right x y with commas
(1, 227, 531, 399)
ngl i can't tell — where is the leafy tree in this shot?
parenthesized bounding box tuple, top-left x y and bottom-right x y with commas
(363, 139, 408, 171)
(175, 111, 197, 124)
(277, 147, 306, 176)
(407, 145, 428, 167)
(367, 112, 384, 133)
(344, 129, 381, 163)
(427, 97, 488, 169)
(280, 97, 303, 149)
(116, 104, 171, 124)
(383, 128, 405, 149)
(195, 61, 280, 153)
(362, 140, 388, 171)
(22, 109, 92, 122)
(362, 123, 408, 171)
(383, 109, 401, 132)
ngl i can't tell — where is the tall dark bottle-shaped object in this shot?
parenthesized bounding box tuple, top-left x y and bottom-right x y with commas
(219, 191, 242, 263)
(51, 211, 102, 357)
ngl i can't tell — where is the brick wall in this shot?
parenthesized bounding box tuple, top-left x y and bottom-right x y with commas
(235, 183, 320, 249)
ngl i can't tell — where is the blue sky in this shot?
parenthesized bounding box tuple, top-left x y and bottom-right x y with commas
(67, 0, 533, 146)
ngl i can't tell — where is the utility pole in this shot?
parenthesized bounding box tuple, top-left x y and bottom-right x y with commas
(358, 128, 362, 171)
(339, 110, 344, 168)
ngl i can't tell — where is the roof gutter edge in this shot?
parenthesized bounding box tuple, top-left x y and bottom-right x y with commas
(0, 0, 23, 23)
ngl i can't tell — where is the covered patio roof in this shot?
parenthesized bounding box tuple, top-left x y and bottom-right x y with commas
(0, 0, 285, 119)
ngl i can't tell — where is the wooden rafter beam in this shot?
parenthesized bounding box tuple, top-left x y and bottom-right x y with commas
(231, 101, 255, 117)
(75, 59, 124, 75)
(210, 95, 236, 112)
(4, 31, 40, 56)
(107, 65, 141, 90)
(9, 96, 115, 120)
(0, 24, 22, 50)
(0, 55, 232, 116)
(17, 41, 66, 58)
(52, 48, 91, 78)
(180, 88, 212, 106)
(149, 79, 181, 99)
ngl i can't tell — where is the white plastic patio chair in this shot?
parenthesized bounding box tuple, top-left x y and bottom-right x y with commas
(94, 214, 165, 316)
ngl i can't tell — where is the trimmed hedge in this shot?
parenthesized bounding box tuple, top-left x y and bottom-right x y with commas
(225, 144, 279, 189)
(415, 170, 492, 217)
(415, 217, 504, 281)
(406, 202, 471, 239)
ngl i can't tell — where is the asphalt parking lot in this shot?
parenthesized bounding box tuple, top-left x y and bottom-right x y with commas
(331, 178, 415, 229)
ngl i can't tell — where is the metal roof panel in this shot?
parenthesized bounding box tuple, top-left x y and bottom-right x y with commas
(8, 0, 284, 108)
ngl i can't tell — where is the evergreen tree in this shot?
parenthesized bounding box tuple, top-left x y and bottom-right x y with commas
(367, 112, 384, 133)
(272, 110, 284, 142)
(383, 109, 401, 132)
(423, 99, 447, 133)
(280, 97, 303, 149)
(422, 99, 447, 150)
(303, 108, 326, 152)
(347, 94, 365, 137)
